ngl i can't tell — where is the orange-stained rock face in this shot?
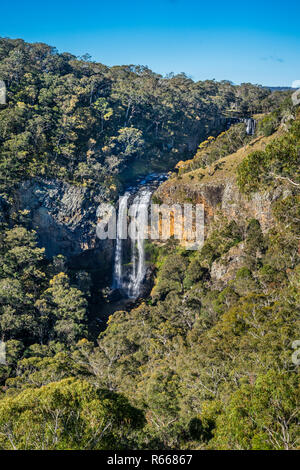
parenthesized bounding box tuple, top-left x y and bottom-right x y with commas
(154, 127, 290, 241)
(155, 177, 289, 240)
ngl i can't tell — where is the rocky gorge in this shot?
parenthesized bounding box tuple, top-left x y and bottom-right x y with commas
(3, 123, 291, 311)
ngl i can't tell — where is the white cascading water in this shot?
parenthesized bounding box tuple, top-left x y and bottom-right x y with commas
(128, 190, 152, 299)
(113, 192, 130, 290)
(112, 174, 167, 300)
(112, 188, 152, 299)
(246, 118, 256, 135)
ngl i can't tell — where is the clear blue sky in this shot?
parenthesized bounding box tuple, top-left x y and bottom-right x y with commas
(1, 0, 300, 86)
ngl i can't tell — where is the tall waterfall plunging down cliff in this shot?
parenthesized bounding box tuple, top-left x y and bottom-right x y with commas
(112, 174, 166, 299)
(127, 189, 152, 299)
(245, 118, 256, 135)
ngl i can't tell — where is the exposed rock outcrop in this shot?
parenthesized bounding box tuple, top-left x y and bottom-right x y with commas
(155, 132, 289, 235)
(155, 179, 285, 233)
(14, 179, 113, 272)
(210, 242, 246, 287)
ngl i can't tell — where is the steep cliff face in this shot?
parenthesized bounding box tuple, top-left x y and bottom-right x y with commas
(14, 179, 114, 273)
(156, 178, 288, 233)
(155, 131, 287, 234)
(0, 196, 7, 223)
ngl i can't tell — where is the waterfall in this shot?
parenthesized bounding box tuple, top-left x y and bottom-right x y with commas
(113, 192, 130, 290)
(226, 117, 257, 135)
(112, 174, 167, 300)
(112, 189, 152, 299)
(245, 118, 256, 135)
(127, 190, 152, 299)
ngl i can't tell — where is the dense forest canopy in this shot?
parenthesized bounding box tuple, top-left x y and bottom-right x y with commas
(0, 37, 291, 195)
(0, 37, 299, 450)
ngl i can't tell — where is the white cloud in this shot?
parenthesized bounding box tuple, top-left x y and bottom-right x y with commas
(292, 80, 300, 88)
